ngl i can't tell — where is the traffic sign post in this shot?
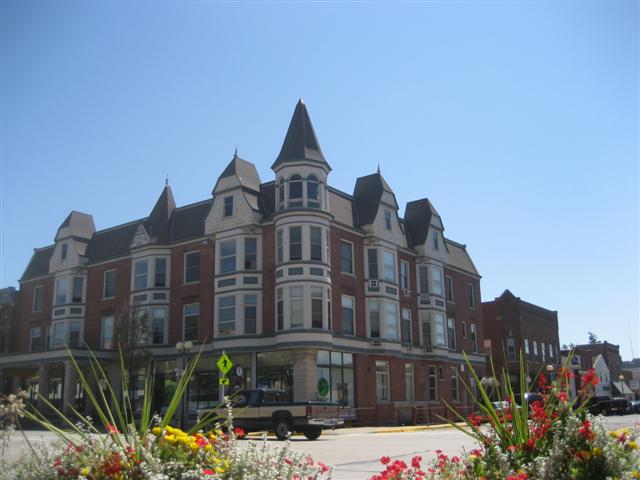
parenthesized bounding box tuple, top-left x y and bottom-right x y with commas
(217, 352, 234, 398)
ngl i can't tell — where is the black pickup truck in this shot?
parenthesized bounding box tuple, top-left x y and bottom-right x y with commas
(198, 388, 343, 440)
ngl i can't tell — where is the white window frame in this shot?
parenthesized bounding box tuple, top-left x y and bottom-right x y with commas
(184, 251, 200, 284)
(276, 229, 284, 265)
(218, 239, 237, 274)
(405, 363, 415, 402)
(431, 267, 443, 296)
(383, 210, 392, 231)
(434, 312, 446, 347)
(447, 318, 456, 350)
(244, 294, 258, 334)
(103, 270, 117, 299)
(524, 337, 530, 355)
(383, 250, 396, 283)
(368, 300, 381, 338)
(32, 285, 44, 312)
(54, 277, 69, 306)
(132, 256, 170, 291)
(151, 307, 167, 345)
(289, 226, 303, 261)
(400, 261, 410, 290)
(445, 275, 454, 303)
(375, 360, 390, 402)
(310, 226, 323, 262)
(340, 240, 354, 275)
(217, 296, 235, 336)
(451, 367, 460, 401)
(183, 303, 200, 341)
(29, 326, 41, 352)
(385, 302, 398, 341)
(223, 195, 233, 217)
(244, 237, 258, 271)
(290, 286, 304, 328)
(341, 294, 355, 335)
(101, 315, 114, 350)
(402, 308, 412, 344)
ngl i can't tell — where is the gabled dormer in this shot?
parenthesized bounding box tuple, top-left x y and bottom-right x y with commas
(130, 223, 152, 249)
(272, 100, 331, 213)
(353, 172, 406, 246)
(205, 152, 263, 234)
(49, 211, 95, 273)
(404, 198, 449, 263)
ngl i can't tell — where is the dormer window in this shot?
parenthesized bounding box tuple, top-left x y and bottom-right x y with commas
(224, 196, 233, 217)
(432, 232, 439, 250)
(61, 243, 68, 260)
(384, 210, 392, 231)
(289, 175, 303, 208)
(307, 175, 320, 208)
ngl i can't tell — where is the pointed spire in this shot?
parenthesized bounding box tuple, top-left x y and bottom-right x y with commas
(377, 163, 381, 174)
(271, 100, 331, 172)
(148, 183, 176, 242)
(165, 175, 169, 187)
(234, 146, 238, 158)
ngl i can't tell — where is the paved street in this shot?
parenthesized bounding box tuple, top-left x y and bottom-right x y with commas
(2, 415, 639, 480)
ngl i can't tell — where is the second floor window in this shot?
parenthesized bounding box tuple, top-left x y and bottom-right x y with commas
(151, 308, 166, 344)
(104, 270, 117, 298)
(244, 238, 258, 270)
(185, 252, 200, 283)
(369, 301, 380, 338)
(367, 249, 378, 278)
(402, 308, 412, 344)
(340, 241, 353, 274)
(422, 318, 432, 346)
(244, 294, 257, 334)
(290, 286, 303, 328)
(471, 323, 478, 352)
(219, 240, 236, 273)
(183, 303, 199, 341)
(341, 295, 354, 335)
(224, 196, 233, 217)
(289, 227, 302, 261)
(311, 287, 323, 328)
(434, 313, 446, 346)
(29, 327, 42, 352)
(507, 337, 516, 360)
(385, 302, 398, 341)
(33, 285, 44, 312)
(418, 266, 429, 294)
(468, 283, 476, 308)
(447, 318, 456, 350)
(217, 296, 235, 336)
(376, 361, 389, 401)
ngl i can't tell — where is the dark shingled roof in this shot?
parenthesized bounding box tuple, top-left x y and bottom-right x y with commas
(215, 155, 262, 194)
(89, 221, 142, 263)
(20, 246, 54, 281)
(352, 172, 395, 226)
(170, 199, 212, 242)
(271, 100, 331, 171)
(404, 199, 434, 247)
(259, 182, 275, 217)
(56, 211, 95, 240)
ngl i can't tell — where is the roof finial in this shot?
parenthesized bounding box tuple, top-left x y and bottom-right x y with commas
(377, 163, 381, 174)
(234, 146, 238, 158)
(165, 175, 169, 187)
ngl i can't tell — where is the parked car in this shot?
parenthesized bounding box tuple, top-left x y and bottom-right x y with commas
(610, 397, 630, 415)
(630, 400, 640, 413)
(584, 396, 613, 416)
(197, 388, 343, 440)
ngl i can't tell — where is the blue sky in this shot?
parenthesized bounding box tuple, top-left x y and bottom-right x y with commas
(1, 2, 638, 358)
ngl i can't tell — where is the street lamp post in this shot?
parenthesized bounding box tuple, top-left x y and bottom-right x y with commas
(176, 340, 193, 428)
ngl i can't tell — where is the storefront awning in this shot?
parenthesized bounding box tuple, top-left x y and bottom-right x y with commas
(612, 381, 633, 396)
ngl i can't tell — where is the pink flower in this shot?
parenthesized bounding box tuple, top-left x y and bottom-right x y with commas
(203, 468, 215, 475)
(106, 424, 119, 434)
(318, 462, 330, 473)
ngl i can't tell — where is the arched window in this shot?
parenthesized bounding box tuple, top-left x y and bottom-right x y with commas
(289, 175, 303, 208)
(307, 175, 320, 208)
(277, 179, 285, 211)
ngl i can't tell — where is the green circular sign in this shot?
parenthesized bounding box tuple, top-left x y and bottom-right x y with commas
(317, 377, 329, 398)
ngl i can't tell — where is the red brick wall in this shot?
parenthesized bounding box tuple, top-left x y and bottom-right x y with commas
(17, 277, 54, 352)
(444, 267, 484, 356)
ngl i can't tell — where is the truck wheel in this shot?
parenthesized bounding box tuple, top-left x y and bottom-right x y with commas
(303, 427, 322, 440)
(274, 418, 293, 441)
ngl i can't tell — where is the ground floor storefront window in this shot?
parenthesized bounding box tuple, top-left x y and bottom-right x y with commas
(316, 351, 355, 407)
(257, 351, 292, 399)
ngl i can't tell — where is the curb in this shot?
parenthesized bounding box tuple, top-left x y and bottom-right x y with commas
(373, 422, 468, 434)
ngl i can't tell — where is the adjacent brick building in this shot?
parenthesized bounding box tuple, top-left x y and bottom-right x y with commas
(482, 290, 560, 387)
(0, 101, 486, 425)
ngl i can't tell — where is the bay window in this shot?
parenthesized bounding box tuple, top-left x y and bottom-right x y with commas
(385, 302, 398, 340)
(383, 250, 396, 283)
(289, 227, 302, 261)
(310, 227, 322, 261)
(244, 294, 257, 334)
(244, 238, 257, 270)
(432, 267, 443, 296)
(434, 313, 446, 346)
(219, 240, 236, 273)
(369, 300, 380, 338)
(217, 297, 234, 336)
(290, 287, 303, 328)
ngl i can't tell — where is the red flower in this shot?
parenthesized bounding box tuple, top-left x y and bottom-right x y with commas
(234, 427, 246, 438)
(318, 462, 330, 473)
(581, 368, 600, 387)
(507, 474, 528, 480)
(578, 420, 595, 442)
(203, 468, 215, 475)
(380, 456, 391, 464)
(106, 424, 119, 434)
(558, 391, 568, 402)
(538, 373, 547, 388)
(411, 455, 422, 468)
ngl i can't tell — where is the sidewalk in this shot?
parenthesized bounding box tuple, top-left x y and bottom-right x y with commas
(246, 421, 467, 438)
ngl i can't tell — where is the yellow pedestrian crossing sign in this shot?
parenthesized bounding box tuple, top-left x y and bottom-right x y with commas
(219, 376, 229, 385)
(217, 353, 233, 375)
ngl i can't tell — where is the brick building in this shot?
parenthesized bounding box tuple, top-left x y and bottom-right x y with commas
(0, 101, 486, 425)
(482, 290, 560, 387)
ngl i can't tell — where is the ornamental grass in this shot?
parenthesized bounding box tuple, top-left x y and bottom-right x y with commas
(1, 347, 332, 480)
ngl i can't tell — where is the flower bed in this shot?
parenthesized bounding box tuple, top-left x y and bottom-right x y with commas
(370, 357, 640, 480)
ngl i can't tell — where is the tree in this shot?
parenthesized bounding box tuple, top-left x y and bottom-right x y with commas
(113, 302, 152, 396)
(588, 332, 599, 344)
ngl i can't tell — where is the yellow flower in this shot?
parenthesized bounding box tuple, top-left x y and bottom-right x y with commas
(151, 427, 162, 436)
(580, 450, 592, 460)
(592, 447, 602, 456)
(631, 470, 640, 478)
(629, 441, 638, 450)
(80, 467, 90, 476)
(164, 434, 176, 443)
